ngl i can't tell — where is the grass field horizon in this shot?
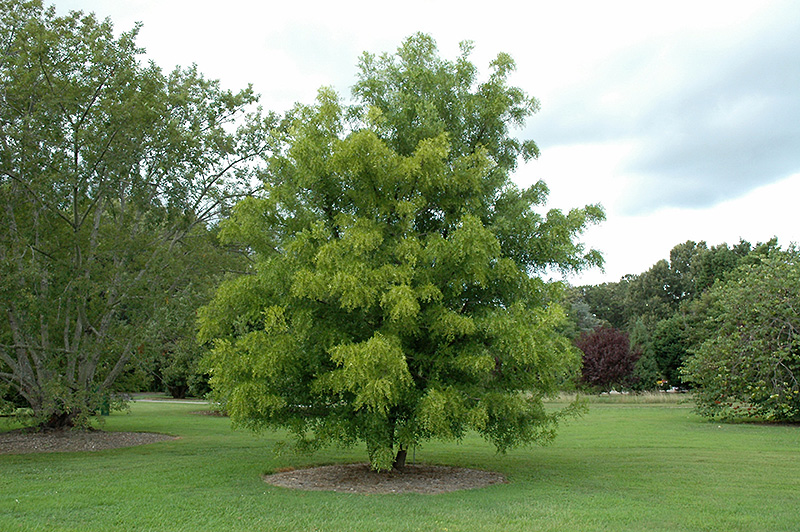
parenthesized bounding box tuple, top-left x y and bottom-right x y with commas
(2, 399, 798, 531)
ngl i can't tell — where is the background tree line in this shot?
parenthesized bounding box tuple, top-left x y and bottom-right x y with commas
(567, 238, 799, 422)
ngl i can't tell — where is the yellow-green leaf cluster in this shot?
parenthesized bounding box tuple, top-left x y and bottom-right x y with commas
(200, 34, 602, 470)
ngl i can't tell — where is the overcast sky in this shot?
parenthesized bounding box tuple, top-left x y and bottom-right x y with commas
(55, 0, 800, 285)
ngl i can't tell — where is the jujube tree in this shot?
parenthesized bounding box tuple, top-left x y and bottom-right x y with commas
(200, 34, 604, 470)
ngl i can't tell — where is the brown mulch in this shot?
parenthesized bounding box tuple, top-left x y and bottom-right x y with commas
(263, 462, 507, 494)
(0, 429, 177, 454)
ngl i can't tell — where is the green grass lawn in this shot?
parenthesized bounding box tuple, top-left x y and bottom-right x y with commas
(2, 400, 798, 532)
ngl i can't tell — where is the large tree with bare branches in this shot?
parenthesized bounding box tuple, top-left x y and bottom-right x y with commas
(0, 0, 269, 427)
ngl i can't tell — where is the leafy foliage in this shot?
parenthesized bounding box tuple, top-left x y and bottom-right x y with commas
(683, 249, 800, 421)
(560, 287, 602, 340)
(649, 313, 692, 386)
(0, 0, 266, 427)
(200, 34, 603, 470)
(575, 326, 641, 390)
(581, 240, 765, 330)
(628, 318, 663, 391)
(580, 281, 629, 330)
(577, 238, 783, 391)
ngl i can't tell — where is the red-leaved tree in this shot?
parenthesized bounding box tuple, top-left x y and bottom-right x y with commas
(576, 326, 641, 390)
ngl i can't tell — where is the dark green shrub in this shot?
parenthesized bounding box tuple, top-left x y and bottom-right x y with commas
(683, 250, 800, 421)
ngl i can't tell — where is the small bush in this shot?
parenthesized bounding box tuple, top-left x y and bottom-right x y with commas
(576, 326, 641, 390)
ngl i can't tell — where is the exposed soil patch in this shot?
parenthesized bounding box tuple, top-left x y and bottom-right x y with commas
(0, 429, 177, 454)
(263, 462, 507, 494)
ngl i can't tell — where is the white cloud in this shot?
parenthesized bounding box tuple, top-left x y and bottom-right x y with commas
(53, 0, 800, 286)
(570, 171, 800, 286)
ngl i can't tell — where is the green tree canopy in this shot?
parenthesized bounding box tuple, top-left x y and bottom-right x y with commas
(200, 34, 603, 471)
(0, 0, 268, 427)
(650, 313, 691, 386)
(683, 248, 800, 421)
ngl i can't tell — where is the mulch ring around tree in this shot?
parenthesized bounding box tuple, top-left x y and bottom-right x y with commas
(0, 429, 177, 454)
(263, 462, 508, 494)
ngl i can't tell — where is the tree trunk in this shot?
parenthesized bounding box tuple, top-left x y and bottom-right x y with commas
(167, 384, 188, 399)
(393, 446, 407, 470)
(42, 411, 78, 430)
